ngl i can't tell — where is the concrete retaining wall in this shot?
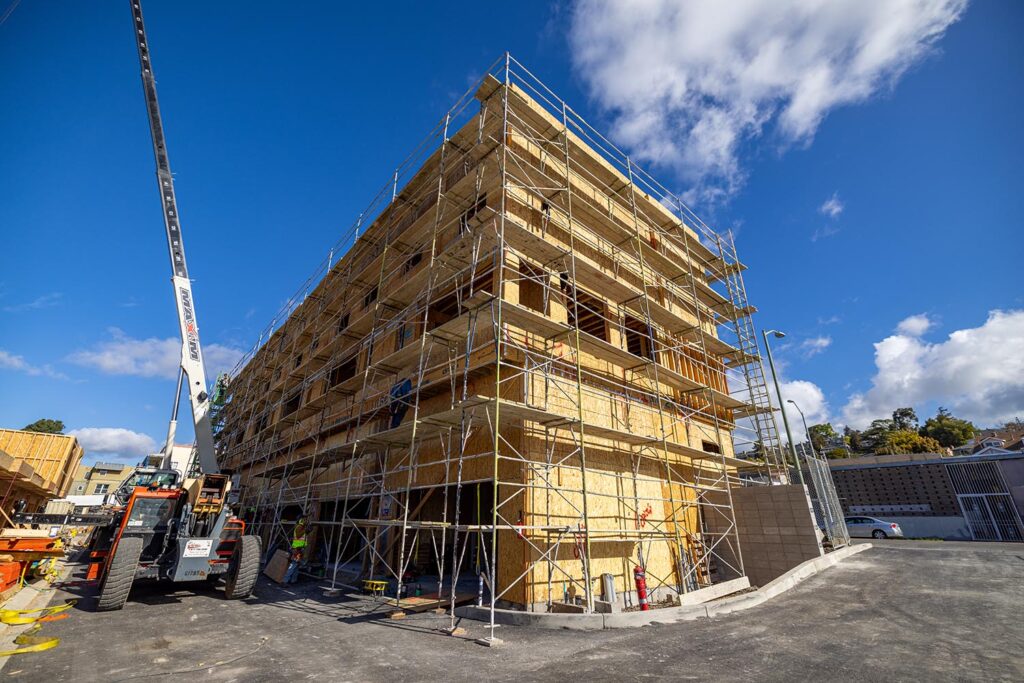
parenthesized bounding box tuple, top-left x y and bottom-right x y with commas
(877, 515, 972, 540)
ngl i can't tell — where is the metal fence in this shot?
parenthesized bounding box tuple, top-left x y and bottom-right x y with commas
(947, 461, 1024, 542)
(802, 454, 850, 548)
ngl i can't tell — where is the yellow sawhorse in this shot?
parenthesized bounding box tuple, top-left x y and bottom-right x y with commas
(362, 579, 388, 598)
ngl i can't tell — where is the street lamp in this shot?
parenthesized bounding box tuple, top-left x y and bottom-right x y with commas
(787, 399, 813, 484)
(761, 329, 806, 487)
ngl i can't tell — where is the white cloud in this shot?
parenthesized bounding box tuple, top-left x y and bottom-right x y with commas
(0, 349, 68, 380)
(0, 350, 27, 371)
(811, 225, 840, 242)
(68, 328, 243, 381)
(819, 192, 844, 219)
(761, 359, 831, 443)
(843, 310, 1024, 428)
(799, 336, 832, 358)
(813, 192, 845, 240)
(778, 378, 830, 441)
(3, 292, 63, 313)
(68, 427, 157, 459)
(569, 0, 966, 199)
(896, 313, 933, 337)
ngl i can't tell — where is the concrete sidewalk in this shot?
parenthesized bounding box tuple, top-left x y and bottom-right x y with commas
(457, 542, 871, 630)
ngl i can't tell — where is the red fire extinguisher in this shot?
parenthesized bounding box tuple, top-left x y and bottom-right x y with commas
(634, 565, 650, 611)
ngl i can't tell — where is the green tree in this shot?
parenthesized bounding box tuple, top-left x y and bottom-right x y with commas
(876, 429, 943, 455)
(807, 423, 837, 451)
(740, 440, 768, 463)
(826, 447, 850, 459)
(860, 418, 895, 452)
(919, 407, 976, 448)
(21, 418, 65, 434)
(844, 426, 865, 453)
(892, 407, 919, 431)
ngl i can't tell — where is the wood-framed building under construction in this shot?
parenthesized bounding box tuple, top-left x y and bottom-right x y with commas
(0, 429, 85, 519)
(215, 56, 785, 622)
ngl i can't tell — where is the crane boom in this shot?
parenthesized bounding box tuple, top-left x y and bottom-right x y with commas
(129, 0, 218, 475)
(24, 2, 263, 615)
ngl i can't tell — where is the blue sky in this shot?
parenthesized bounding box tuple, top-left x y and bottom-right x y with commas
(1, 1, 1021, 464)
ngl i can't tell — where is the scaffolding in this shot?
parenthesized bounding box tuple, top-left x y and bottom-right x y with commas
(215, 55, 785, 636)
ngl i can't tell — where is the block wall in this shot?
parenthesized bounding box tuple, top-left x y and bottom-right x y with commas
(708, 484, 822, 588)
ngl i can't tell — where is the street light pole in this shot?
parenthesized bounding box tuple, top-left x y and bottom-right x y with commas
(761, 329, 805, 487)
(788, 399, 815, 487)
(788, 400, 816, 457)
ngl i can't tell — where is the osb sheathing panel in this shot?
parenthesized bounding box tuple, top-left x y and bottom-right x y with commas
(501, 442, 706, 606)
(501, 128, 703, 288)
(0, 429, 84, 496)
(495, 79, 707, 249)
(503, 184, 705, 333)
(381, 426, 514, 492)
(521, 368, 713, 456)
(273, 408, 506, 501)
(243, 349, 500, 480)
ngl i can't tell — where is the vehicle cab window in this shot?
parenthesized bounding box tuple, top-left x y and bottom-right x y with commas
(126, 498, 175, 530)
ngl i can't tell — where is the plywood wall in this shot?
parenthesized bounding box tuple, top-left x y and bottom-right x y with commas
(0, 429, 84, 497)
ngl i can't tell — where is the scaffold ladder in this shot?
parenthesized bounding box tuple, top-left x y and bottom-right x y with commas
(716, 233, 784, 474)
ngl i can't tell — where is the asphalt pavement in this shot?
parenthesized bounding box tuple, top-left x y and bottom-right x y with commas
(8, 539, 1023, 682)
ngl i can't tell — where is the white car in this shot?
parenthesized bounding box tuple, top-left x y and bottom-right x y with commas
(845, 516, 904, 539)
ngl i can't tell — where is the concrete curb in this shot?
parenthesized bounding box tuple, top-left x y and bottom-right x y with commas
(455, 543, 872, 630)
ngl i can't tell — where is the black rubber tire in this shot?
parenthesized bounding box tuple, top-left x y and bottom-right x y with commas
(224, 535, 261, 600)
(872, 529, 888, 539)
(96, 536, 143, 612)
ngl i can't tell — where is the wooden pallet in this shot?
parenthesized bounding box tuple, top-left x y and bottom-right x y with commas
(383, 592, 476, 614)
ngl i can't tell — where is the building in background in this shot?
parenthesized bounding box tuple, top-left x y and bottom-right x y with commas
(829, 452, 1024, 542)
(68, 461, 135, 497)
(140, 444, 194, 477)
(795, 434, 850, 461)
(952, 424, 1024, 456)
(0, 428, 84, 520)
(63, 445, 194, 511)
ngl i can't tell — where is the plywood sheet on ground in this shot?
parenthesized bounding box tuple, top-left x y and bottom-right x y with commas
(384, 592, 476, 613)
(263, 549, 290, 583)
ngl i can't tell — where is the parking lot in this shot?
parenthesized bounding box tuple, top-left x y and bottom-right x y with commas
(7, 540, 1023, 682)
